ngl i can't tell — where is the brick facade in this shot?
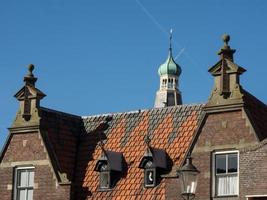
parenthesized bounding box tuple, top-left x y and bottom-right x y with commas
(0, 132, 71, 200)
(239, 140, 267, 197)
(1, 100, 267, 200)
(192, 110, 260, 200)
(165, 178, 181, 200)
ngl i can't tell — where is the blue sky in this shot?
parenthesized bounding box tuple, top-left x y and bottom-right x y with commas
(1, 0, 267, 149)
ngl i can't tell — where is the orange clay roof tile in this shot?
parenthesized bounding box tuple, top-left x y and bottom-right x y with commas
(73, 104, 204, 199)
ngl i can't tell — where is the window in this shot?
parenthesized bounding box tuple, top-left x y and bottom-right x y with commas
(94, 150, 123, 190)
(214, 151, 238, 197)
(14, 166, 34, 200)
(99, 164, 110, 189)
(144, 161, 156, 187)
(139, 147, 167, 188)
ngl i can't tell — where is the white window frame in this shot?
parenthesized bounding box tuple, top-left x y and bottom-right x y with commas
(13, 166, 35, 200)
(212, 150, 239, 197)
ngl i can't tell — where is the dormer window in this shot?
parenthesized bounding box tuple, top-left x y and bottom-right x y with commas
(139, 147, 167, 188)
(94, 150, 123, 190)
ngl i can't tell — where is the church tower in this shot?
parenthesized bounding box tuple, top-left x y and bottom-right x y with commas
(154, 31, 182, 108)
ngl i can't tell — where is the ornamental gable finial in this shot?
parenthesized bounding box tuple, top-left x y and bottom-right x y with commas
(12, 64, 46, 125)
(205, 34, 246, 109)
(24, 64, 38, 86)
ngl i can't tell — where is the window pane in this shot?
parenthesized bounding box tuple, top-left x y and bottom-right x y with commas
(145, 161, 153, 168)
(28, 171, 34, 187)
(145, 170, 155, 186)
(228, 175, 238, 195)
(216, 174, 238, 196)
(18, 171, 28, 187)
(216, 176, 227, 196)
(27, 189, 33, 200)
(100, 164, 107, 171)
(216, 154, 226, 174)
(100, 172, 109, 188)
(228, 154, 237, 173)
(18, 189, 26, 200)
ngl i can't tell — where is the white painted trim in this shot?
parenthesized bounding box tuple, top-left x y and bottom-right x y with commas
(246, 195, 267, 197)
(16, 166, 35, 170)
(212, 150, 239, 197)
(14, 166, 35, 200)
(214, 150, 239, 154)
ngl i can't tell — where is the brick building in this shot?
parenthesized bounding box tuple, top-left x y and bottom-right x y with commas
(0, 34, 267, 200)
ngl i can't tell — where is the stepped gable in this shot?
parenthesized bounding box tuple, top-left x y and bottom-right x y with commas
(74, 104, 204, 199)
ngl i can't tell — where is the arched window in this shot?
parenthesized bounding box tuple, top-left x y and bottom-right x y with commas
(168, 78, 171, 88)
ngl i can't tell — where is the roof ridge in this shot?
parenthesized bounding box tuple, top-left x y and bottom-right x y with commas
(82, 103, 205, 119)
(82, 109, 146, 119)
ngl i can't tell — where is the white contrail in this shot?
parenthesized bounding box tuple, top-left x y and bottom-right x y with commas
(135, 0, 168, 36)
(175, 47, 186, 60)
(134, 0, 208, 80)
(134, 0, 183, 50)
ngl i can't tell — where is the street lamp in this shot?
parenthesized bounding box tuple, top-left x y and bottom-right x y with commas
(178, 156, 200, 200)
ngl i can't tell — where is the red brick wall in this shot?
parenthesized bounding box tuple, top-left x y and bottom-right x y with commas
(165, 178, 181, 200)
(0, 166, 13, 199)
(191, 110, 258, 200)
(239, 141, 267, 197)
(2, 133, 47, 162)
(0, 132, 71, 200)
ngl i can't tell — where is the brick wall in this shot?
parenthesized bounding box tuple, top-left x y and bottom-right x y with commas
(165, 178, 181, 200)
(0, 166, 13, 199)
(239, 140, 267, 197)
(0, 132, 71, 200)
(191, 110, 258, 200)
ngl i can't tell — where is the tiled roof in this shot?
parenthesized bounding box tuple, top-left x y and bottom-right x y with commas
(243, 90, 267, 140)
(74, 104, 204, 199)
(36, 90, 267, 199)
(40, 107, 83, 183)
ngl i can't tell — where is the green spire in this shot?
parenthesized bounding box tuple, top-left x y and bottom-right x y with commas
(158, 30, 182, 76)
